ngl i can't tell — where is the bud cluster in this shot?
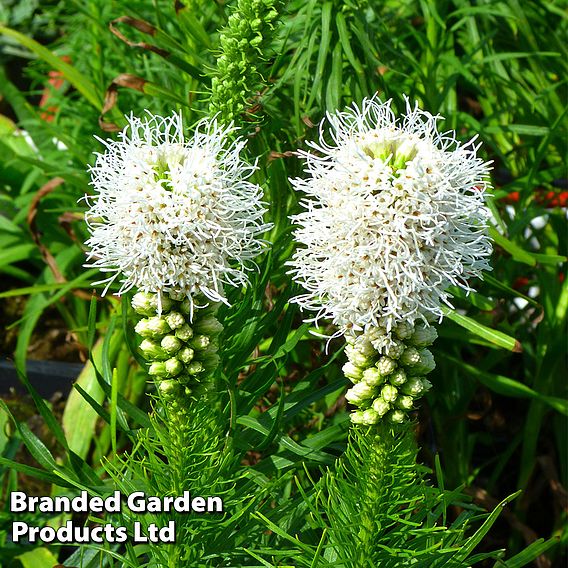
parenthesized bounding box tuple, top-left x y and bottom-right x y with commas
(343, 323, 437, 425)
(209, 0, 282, 124)
(131, 291, 223, 400)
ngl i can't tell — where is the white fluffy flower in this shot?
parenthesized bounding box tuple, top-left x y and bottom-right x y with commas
(84, 112, 270, 313)
(289, 96, 492, 334)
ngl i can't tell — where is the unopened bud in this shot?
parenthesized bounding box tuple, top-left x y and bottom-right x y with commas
(362, 367, 383, 387)
(376, 356, 396, 377)
(132, 292, 173, 315)
(161, 335, 182, 355)
(179, 298, 191, 315)
(165, 311, 185, 330)
(194, 315, 223, 336)
(186, 361, 204, 375)
(190, 334, 210, 350)
(380, 384, 398, 403)
(178, 346, 195, 364)
(400, 346, 421, 367)
(345, 344, 375, 368)
(401, 376, 428, 397)
(345, 382, 375, 405)
(372, 397, 390, 416)
(139, 339, 168, 361)
(175, 323, 193, 342)
(148, 361, 168, 377)
(410, 325, 438, 347)
(389, 369, 407, 386)
(411, 349, 436, 375)
(350, 410, 366, 425)
(394, 321, 414, 340)
(389, 409, 406, 424)
(200, 352, 220, 372)
(350, 338, 376, 358)
(135, 316, 170, 339)
(396, 395, 414, 410)
(158, 379, 178, 396)
(384, 339, 405, 359)
(361, 408, 380, 425)
(131, 292, 156, 316)
(165, 357, 183, 377)
(343, 362, 363, 382)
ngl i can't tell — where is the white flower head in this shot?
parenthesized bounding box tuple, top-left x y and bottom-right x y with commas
(289, 95, 492, 335)
(84, 112, 270, 315)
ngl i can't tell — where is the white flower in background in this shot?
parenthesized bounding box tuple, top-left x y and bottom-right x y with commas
(289, 95, 492, 336)
(84, 112, 270, 315)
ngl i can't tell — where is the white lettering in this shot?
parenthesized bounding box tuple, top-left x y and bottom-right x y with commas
(12, 522, 29, 541)
(127, 492, 146, 513)
(10, 492, 28, 513)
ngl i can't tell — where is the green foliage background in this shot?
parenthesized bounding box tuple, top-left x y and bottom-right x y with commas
(0, 0, 566, 566)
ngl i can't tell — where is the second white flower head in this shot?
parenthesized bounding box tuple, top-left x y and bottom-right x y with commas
(85, 112, 269, 314)
(289, 96, 492, 335)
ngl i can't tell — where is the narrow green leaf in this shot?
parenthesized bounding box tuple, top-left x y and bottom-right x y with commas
(489, 227, 536, 266)
(443, 308, 521, 352)
(495, 537, 559, 568)
(0, 24, 102, 109)
(443, 355, 568, 416)
(453, 492, 521, 561)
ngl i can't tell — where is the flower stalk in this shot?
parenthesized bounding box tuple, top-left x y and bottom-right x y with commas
(131, 291, 223, 491)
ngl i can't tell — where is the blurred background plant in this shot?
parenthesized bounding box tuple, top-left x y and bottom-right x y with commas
(0, 0, 566, 566)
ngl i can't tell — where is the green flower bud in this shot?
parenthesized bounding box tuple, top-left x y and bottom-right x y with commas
(178, 346, 195, 364)
(190, 334, 211, 350)
(131, 292, 156, 316)
(400, 346, 421, 367)
(132, 292, 173, 315)
(411, 349, 436, 375)
(372, 397, 390, 416)
(135, 317, 170, 339)
(186, 361, 204, 375)
(401, 376, 429, 397)
(345, 345, 375, 368)
(410, 325, 438, 347)
(350, 410, 366, 425)
(350, 408, 380, 425)
(389, 409, 406, 424)
(396, 395, 414, 410)
(389, 369, 407, 386)
(200, 352, 220, 373)
(362, 367, 383, 387)
(139, 339, 168, 361)
(179, 298, 191, 315)
(380, 384, 398, 403)
(194, 315, 223, 336)
(345, 382, 375, 406)
(361, 408, 380, 425)
(175, 323, 194, 342)
(158, 379, 178, 396)
(161, 335, 182, 355)
(168, 291, 185, 301)
(343, 362, 363, 382)
(395, 321, 414, 340)
(383, 339, 405, 359)
(165, 357, 183, 377)
(165, 311, 185, 330)
(148, 361, 168, 377)
(376, 356, 396, 376)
